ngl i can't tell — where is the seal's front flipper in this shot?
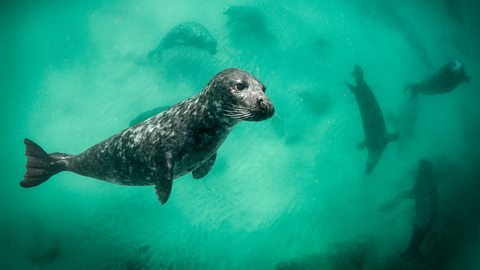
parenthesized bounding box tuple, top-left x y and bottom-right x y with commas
(154, 152, 174, 204)
(378, 197, 401, 213)
(404, 84, 419, 101)
(344, 81, 356, 93)
(357, 140, 366, 150)
(378, 189, 414, 213)
(192, 153, 217, 179)
(385, 132, 399, 142)
(155, 180, 172, 205)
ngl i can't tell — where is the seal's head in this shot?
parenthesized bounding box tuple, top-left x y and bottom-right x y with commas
(448, 60, 470, 82)
(203, 68, 274, 122)
(449, 60, 463, 73)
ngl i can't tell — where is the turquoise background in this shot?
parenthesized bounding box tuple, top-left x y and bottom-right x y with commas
(1, 0, 479, 269)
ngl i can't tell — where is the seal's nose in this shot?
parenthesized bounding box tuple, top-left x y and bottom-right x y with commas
(257, 98, 274, 119)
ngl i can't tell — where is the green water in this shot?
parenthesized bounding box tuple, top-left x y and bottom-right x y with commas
(1, 0, 479, 269)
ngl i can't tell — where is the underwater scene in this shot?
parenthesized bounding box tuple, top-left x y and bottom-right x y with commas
(1, 0, 479, 269)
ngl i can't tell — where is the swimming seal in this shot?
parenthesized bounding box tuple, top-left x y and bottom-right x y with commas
(345, 65, 398, 174)
(21, 68, 274, 204)
(402, 159, 438, 262)
(404, 60, 470, 101)
(148, 21, 217, 62)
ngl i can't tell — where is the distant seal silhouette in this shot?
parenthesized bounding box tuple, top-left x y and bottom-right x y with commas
(21, 68, 274, 204)
(405, 60, 470, 101)
(148, 21, 217, 61)
(345, 65, 398, 174)
(223, 6, 274, 41)
(402, 159, 438, 262)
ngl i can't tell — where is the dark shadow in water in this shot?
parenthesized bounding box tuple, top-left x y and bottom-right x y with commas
(223, 5, 277, 55)
(275, 240, 368, 270)
(27, 237, 60, 265)
(125, 245, 153, 270)
(443, 0, 465, 25)
(358, 0, 434, 71)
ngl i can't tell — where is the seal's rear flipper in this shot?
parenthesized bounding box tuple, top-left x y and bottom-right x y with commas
(352, 65, 364, 80)
(146, 49, 162, 64)
(192, 153, 217, 179)
(21, 139, 66, 188)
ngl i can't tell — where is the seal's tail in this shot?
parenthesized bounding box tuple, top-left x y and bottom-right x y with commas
(21, 139, 69, 188)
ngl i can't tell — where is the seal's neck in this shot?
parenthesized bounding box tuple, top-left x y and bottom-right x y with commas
(194, 92, 239, 130)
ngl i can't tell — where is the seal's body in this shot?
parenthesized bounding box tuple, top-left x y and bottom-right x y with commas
(345, 65, 398, 174)
(148, 21, 217, 61)
(402, 159, 438, 262)
(21, 68, 274, 204)
(405, 60, 470, 100)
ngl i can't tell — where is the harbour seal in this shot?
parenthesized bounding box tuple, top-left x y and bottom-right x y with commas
(402, 159, 438, 262)
(21, 68, 274, 204)
(147, 21, 217, 62)
(345, 65, 398, 174)
(404, 60, 470, 101)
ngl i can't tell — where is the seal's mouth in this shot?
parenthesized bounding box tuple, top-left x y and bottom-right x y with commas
(250, 100, 274, 121)
(223, 101, 274, 122)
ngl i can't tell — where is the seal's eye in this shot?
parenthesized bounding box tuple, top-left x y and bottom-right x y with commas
(235, 83, 248, 91)
(261, 85, 266, 93)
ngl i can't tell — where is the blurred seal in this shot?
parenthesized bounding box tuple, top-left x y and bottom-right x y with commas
(404, 60, 470, 101)
(148, 21, 217, 62)
(345, 65, 398, 174)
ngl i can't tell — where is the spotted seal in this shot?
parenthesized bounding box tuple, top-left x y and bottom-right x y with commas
(21, 68, 274, 204)
(345, 65, 398, 174)
(404, 60, 470, 101)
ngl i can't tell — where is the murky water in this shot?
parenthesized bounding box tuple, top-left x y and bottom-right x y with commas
(1, 0, 479, 269)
